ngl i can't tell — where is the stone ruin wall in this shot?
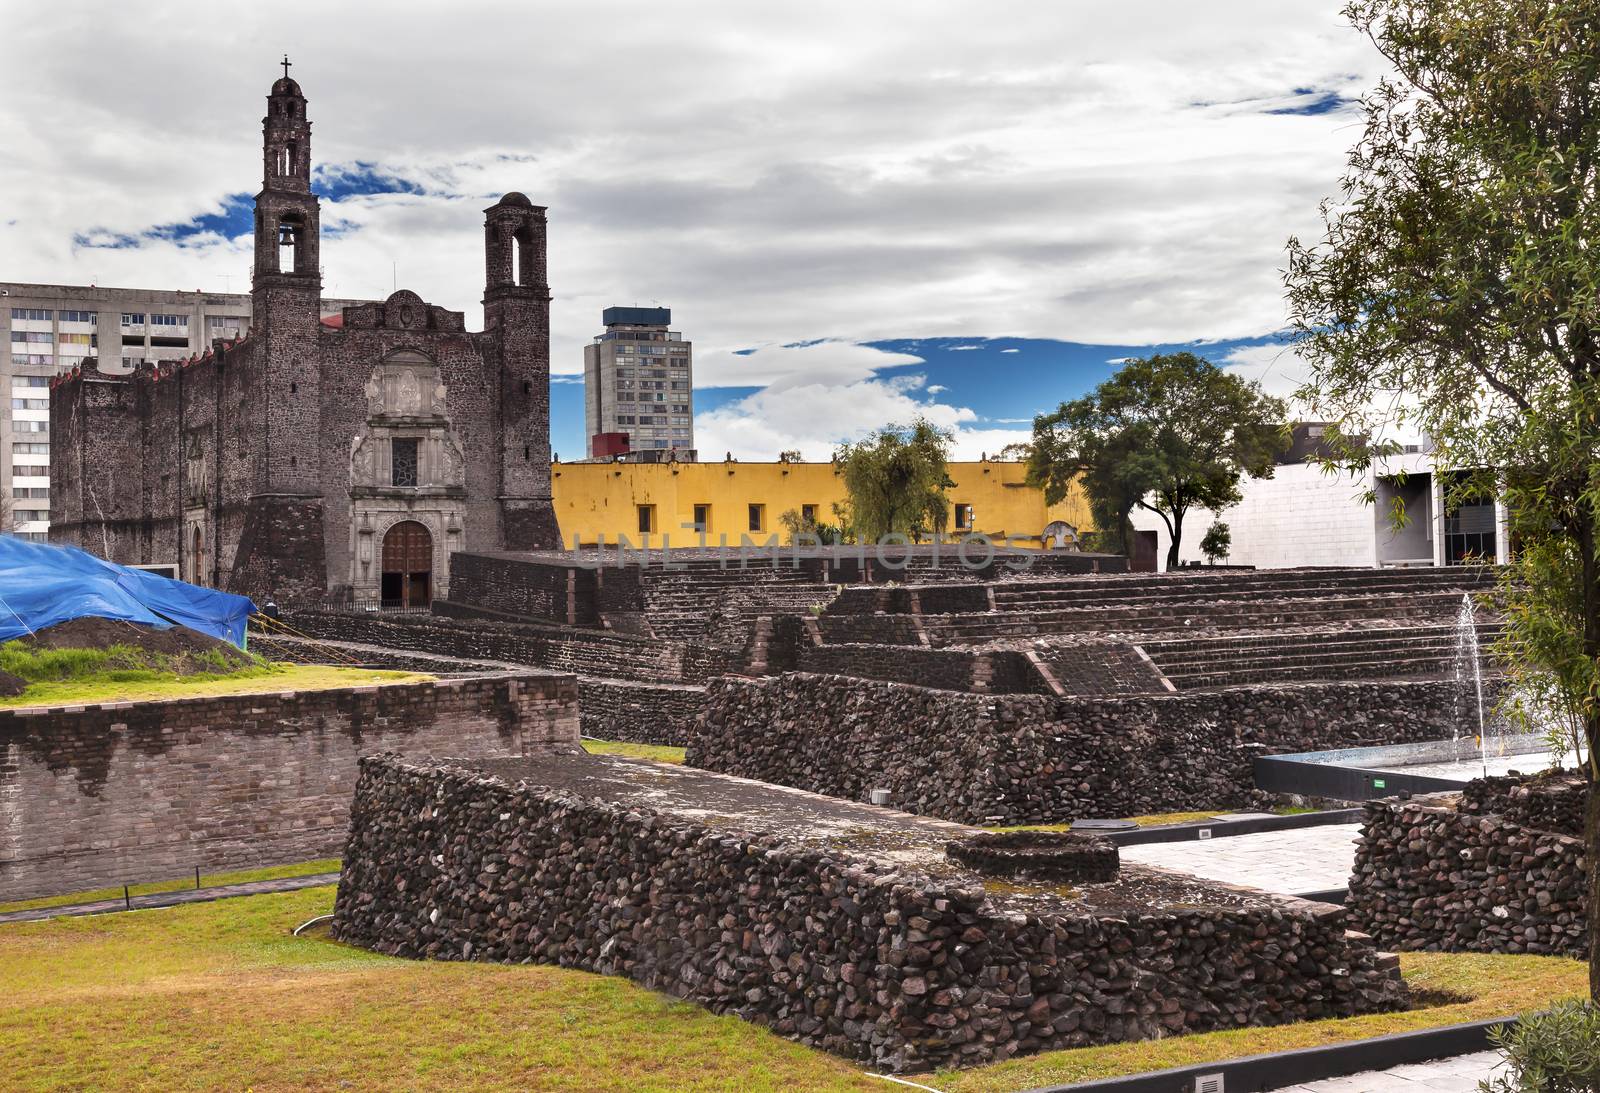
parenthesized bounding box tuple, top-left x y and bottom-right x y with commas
(0, 673, 578, 902)
(331, 756, 1404, 1074)
(688, 673, 1467, 825)
(281, 609, 722, 746)
(1348, 787, 1589, 958)
(283, 608, 742, 684)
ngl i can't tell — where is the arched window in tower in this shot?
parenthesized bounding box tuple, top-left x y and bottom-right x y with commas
(513, 224, 535, 287)
(285, 141, 297, 175)
(278, 215, 302, 273)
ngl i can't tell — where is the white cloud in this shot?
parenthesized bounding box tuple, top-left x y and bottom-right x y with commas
(1000, 348, 1020, 353)
(927, 384, 948, 394)
(947, 345, 983, 351)
(693, 339, 923, 389)
(1, 0, 1386, 383)
(1217, 341, 1310, 401)
(695, 371, 1034, 461)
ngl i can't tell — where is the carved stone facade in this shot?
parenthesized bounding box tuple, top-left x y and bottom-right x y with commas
(49, 72, 560, 601)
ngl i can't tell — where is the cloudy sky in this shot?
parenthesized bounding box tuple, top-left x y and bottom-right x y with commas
(0, 1, 1384, 460)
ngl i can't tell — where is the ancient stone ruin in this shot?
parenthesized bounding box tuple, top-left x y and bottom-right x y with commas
(331, 752, 1406, 1073)
(1348, 771, 1588, 958)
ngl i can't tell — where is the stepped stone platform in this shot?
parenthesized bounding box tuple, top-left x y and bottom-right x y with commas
(332, 751, 1406, 1073)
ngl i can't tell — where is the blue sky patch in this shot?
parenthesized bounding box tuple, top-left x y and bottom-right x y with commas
(149, 194, 256, 242)
(546, 333, 1291, 461)
(313, 162, 426, 202)
(1265, 88, 1355, 115)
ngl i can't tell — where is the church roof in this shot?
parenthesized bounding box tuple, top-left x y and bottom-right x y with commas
(271, 76, 303, 97)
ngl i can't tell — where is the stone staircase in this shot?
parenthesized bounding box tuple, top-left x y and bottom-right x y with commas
(1138, 622, 1504, 690)
(635, 561, 839, 641)
(917, 567, 1498, 646)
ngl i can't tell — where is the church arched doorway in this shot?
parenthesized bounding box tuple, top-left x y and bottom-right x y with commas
(381, 520, 432, 608)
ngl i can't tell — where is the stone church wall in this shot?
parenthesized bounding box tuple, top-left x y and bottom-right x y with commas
(0, 673, 578, 902)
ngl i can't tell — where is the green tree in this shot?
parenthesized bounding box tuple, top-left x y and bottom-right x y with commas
(777, 507, 845, 546)
(1025, 353, 1284, 569)
(834, 420, 954, 543)
(1200, 522, 1232, 565)
(1284, 0, 1600, 997)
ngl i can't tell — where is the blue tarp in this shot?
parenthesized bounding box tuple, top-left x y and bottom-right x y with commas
(0, 536, 255, 648)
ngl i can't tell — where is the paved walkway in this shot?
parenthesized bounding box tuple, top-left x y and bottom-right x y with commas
(0, 872, 339, 924)
(1120, 824, 1360, 897)
(1272, 1049, 1501, 1091)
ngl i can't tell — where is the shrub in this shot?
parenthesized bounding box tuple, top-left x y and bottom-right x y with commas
(1480, 1002, 1600, 1092)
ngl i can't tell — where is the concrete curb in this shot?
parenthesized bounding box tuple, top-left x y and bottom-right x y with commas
(0, 872, 340, 924)
(1017, 1016, 1509, 1092)
(1104, 808, 1364, 847)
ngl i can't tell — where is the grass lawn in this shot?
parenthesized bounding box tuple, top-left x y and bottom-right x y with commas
(581, 739, 687, 764)
(0, 664, 428, 709)
(0, 885, 877, 1093)
(0, 885, 1578, 1092)
(0, 858, 341, 915)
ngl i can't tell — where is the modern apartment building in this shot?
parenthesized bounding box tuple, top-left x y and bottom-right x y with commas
(582, 306, 694, 459)
(1, 282, 358, 540)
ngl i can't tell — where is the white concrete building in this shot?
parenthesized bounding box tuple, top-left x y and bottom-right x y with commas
(1128, 427, 1510, 571)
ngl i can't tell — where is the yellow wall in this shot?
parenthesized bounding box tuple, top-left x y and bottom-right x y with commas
(549, 460, 1093, 549)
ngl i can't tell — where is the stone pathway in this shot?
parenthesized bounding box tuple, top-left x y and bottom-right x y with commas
(1119, 824, 1360, 897)
(1271, 1048, 1502, 1091)
(0, 872, 339, 925)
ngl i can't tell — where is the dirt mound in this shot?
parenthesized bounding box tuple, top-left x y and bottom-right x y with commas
(7, 617, 255, 674)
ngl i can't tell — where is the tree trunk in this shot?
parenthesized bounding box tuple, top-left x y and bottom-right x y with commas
(1166, 510, 1184, 571)
(1579, 511, 1600, 1002)
(1587, 755, 1600, 1002)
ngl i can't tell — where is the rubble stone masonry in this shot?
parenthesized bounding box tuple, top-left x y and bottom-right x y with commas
(0, 673, 578, 902)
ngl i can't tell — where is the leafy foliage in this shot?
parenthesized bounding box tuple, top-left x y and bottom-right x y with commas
(833, 419, 954, 543)
(1283, 0, 1600, 995)
(1480, 1001, 1600, 1093)
(1025, 353, 1284, 567)
(1199, 523, 1232, 564)
(778, 508, 847, 546)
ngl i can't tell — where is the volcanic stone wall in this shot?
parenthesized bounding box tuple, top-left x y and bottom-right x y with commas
(449, 552, 589, 624)
(577, 678, 705, 745)
(332, 756, 1404, 1073)
(1458, 772, 1587, 838)
(1348, 790, 1588, 957)
(283, 608, 742, 684)
(792, 643, 1050, 694)
(0, 673, 577, 902)
(688, 674, 1463, 824)
(1033, 641, 1171, 696)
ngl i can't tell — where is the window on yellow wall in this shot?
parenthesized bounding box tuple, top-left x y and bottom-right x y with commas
(637, 504, 655, 534)
(954, 503, 973, 530)
(693, 504, 710, 532)
(748, 503, 765, 533)
(801, 503, 817, 523)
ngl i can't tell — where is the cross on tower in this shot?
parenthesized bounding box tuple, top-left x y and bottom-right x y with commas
(280, 54, 292, 79)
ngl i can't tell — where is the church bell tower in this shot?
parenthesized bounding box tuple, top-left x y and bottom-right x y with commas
(253, 57, 321, 300)
(231, 58, 328, 600)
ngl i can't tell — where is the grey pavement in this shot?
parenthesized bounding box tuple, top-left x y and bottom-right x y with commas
(1120, 824, 1360, 897)
(1271, 1048, 1502, 1092)
(0, 871, 339, 924)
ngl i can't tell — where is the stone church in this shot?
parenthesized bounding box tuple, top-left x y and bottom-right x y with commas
(50, 70, 560, 602)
